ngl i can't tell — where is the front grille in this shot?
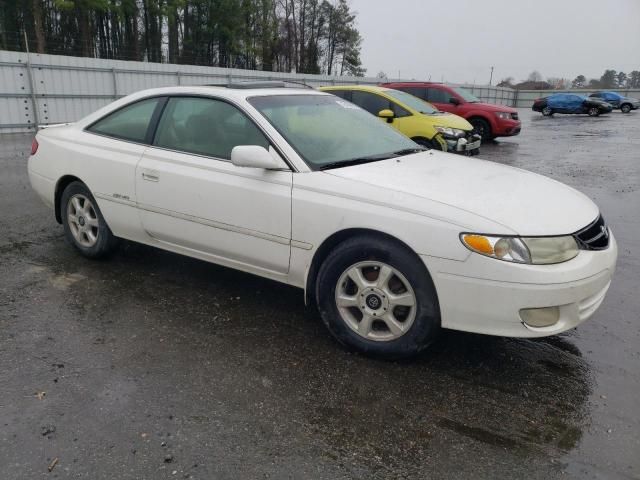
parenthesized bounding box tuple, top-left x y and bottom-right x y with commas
(511, 112, 519, 120)
(573, 215, 609, 250)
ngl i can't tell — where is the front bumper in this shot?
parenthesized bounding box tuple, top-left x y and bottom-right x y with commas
(422, 232, 617, 338)
(494, 119, 522, 137)
(443, 133, 481, 155)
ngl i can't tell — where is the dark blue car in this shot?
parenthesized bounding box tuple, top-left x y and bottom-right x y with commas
(589, 92, 639, 113)
(532, 93, 613, 117)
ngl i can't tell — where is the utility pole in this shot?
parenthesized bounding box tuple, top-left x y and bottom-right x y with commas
(23, 30, 40, 129)
(489, 66, 494, 86)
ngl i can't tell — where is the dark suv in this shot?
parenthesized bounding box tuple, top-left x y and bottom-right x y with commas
(382, 82, 521, 140)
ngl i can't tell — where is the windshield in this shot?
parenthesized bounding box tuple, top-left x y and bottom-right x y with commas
(452, 87, 480, 103)
(384, 89, 438, 114)
(249, 94, 420, 170)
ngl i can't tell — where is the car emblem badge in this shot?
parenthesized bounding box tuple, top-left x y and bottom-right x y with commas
(366, 294, 381, 310)
(601, 225, 608, 238)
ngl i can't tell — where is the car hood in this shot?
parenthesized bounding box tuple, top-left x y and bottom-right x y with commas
(327, 151, 599, 235)
(423, 112, 473, 130)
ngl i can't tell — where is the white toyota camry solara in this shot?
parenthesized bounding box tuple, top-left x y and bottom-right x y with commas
(28, 83, 617, 358)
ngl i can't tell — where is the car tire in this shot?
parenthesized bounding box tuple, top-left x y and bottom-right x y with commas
(61, 181, 119, 258)
(469, 117, 492, 140)
(588, 107, 600, 117)
(542, 107, 553, 116)
(315, 235, 440, 359)
(621, 103, 631, 113)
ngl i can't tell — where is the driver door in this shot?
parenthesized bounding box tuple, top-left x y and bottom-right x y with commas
(135, 96, 293, 275)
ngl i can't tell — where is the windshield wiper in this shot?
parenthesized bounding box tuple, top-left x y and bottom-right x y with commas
(391, 147, 427, 156)
(319, 154, 395, 171)
(319, 148, 426, 171)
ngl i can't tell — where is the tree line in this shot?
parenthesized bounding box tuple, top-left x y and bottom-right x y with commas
(0, 0, 365, 76)
(498, 69, 640, 90)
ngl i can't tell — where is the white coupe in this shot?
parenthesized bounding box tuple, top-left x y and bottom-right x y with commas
(28, 83, 617, 358)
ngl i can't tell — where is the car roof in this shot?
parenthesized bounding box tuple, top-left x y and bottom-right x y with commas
(320, 85, 395, 93)
(382, 82, 447, 87)
(124, 85, 330, 103)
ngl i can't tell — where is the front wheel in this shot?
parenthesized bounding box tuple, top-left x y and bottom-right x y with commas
(588, 107, 600, 117)
(469, 117, 492, 140)
(621, 104, 631, 113)
(542, 106, 553, 116)
(315, 235, 440, 359)
(61, 181, 119, 258)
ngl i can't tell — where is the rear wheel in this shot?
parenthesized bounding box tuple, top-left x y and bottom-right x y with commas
(61, 181, 118, 258)
(315, 235, 440, 359)
(542, 106, 553, 116)
(588, 107, 600, 117)
(469, 117, 492, 140)
(621, 103, 632, 113)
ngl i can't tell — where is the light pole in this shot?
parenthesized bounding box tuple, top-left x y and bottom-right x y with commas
(489, 66, 494, 86)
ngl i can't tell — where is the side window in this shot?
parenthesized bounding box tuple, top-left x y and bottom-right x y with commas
(399, 87, 427, 100)
(153, 97, 269, 160)
(87, 98, 160, 142)
(351, 91, 391, 116)
(390, 102, 411, 118)
(426, 88, 450, 103)
(591, 93, 601, 98)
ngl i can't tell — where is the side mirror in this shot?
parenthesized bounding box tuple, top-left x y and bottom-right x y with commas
(378, 108, 395, 123)
(449, 97, 461, 105)
(231, 145, 288, 170)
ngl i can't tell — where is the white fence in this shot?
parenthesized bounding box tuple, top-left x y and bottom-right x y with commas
(0, 50, 516, 132)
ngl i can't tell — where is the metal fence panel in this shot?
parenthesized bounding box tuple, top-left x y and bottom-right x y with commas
(1, 49, 518, 131)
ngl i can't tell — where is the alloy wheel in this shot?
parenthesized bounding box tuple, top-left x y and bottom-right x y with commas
(335, 261, 417, 342)
(67, 194, 100, 247)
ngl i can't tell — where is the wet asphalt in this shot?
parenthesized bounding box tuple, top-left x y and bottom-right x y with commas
(0, 109, 639, 479)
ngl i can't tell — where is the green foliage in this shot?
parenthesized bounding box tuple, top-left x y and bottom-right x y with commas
(4, 0, 365, 75)
(599, 69, 617, 89)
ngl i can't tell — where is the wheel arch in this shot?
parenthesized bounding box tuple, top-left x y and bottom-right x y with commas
(54, 175, 84, 223)
(410, 136, 433, 146)
(467, 114, 494, 130)
(304, 228, 426, 306)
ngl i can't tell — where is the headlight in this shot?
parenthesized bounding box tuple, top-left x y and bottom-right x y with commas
(435, 126, 466, 138)
(495, 112, 512, 120)
(460, 234, 579, 264)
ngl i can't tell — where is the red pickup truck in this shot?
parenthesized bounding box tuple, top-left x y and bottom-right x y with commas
(382, 82, 521, 140)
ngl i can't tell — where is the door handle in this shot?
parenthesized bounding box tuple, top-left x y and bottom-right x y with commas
(141, 171, 159, 182)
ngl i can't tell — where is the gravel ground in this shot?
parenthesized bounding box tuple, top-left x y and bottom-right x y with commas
(0, 108, 639, 479)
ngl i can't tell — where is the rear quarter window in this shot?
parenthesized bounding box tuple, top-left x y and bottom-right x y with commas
(87, 98, 161, 143)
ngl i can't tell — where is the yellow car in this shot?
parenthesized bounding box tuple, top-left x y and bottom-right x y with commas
(319, 85, 481, 155)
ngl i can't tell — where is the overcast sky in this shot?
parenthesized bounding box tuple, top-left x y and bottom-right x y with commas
(349, 0, 640, 84)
